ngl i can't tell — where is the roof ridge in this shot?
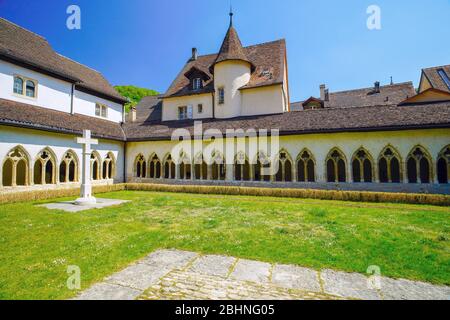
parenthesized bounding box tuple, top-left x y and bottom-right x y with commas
(329, 81, 414, 95)
(0, 17, 48, 42)
(423, 64, 450, 71)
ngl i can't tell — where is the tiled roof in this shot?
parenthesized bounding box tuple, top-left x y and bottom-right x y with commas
(422, 65, 450, 93)
(164, 39, 286, 98)
(0, 99, 125, 141)
(0, 18, 127, 103)
(123, 100, 450, 141)
(210, 26, 254, 73)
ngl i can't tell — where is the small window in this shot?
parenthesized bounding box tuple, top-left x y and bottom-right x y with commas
(101, 105, 108, 118)
(95, 103, 101, 116)
(178, 106, 187, 120)
(193, 78, 202, 90)
(198, 104, 203, 114)
(218, 87, 225, 105)
(14, 76, 23, 95)
(26, 80, 36, 97)
(438, 69, 450, 90)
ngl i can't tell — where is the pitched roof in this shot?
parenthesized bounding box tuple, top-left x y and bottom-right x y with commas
(324, 82, 416, 108)
(422, 65, 450, 93)
(0, 99, 125, 141)
(123, 101, 450, 141)
(210, 26, 255, 73)
(0, 18, 127, 104)
(163, 39, 286, 98)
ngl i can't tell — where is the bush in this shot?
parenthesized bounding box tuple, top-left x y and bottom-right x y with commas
(124, 183, 450, 206)
(0, 183, 448, 206)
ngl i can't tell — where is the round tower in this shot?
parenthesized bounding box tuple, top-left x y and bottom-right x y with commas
(211, 11, 255, 119)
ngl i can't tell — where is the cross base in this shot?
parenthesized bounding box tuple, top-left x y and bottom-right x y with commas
(74, 196, 97, 206)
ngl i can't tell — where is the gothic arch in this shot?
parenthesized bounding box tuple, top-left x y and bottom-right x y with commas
(437, 145, 450, 184)
(234, 151, 251, 181)
(406, 145, 433, 184)
(325, 147, 347, 183)
(1, 145, 31, 187)
(134, 153, 147, 178)
(351, 147, 374, 183)
(162, 153, 176, 179)
(102, 152, 115, 180)
(148, 153, 162, 179)
(211, 150, 225, 181)
(178, 150, 192, 180)
(252, 151, 271, 182)
(193, 152, 208, 180)
(275, 149, 293, 182)
(90, 151, 102, 181)
(296, 148, 316, 182)
(33, 147, 57, 185)
(60, 149, 79, 183)
(378, 145, 402, 183)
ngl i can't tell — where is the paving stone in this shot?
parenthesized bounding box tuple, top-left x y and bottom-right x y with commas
(40, 198, 129, 213)
(74, 282, 141, 300)
(272, 264, 321, 292)
(105, 263, 169, 290)
(139, 249, 198, 269)
(321, 269, 381, 300)
(380, 277, 450, 300)
(230, 259, 271, 283)
(190, 255, 236, 277)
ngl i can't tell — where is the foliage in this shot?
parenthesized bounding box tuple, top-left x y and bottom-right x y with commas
(114, 85, 159, 112)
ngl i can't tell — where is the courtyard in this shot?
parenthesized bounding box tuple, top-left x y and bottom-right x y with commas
(0, 190, 449, 300)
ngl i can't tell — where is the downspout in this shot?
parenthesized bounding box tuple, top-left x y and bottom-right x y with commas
(70, 83, 75, 114)
(212, 92, 215, 118)
(123, 139, 127, 183)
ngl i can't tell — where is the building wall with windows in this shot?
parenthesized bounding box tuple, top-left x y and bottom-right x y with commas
(73, 90, 124, 123)
(124, 128, 450, 193)
(0, 125, 124, 189)
(162, 93, 213, 121)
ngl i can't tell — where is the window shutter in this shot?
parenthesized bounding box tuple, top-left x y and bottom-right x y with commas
(187, 105, 193, 119)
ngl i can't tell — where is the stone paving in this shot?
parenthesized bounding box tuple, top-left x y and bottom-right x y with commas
(75, 249, 450, 300)
(40, 198, 129, 213)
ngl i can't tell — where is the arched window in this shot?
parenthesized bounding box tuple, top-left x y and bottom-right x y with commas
(211, 151, 225, 181)
(437, 146, 450, 184)
(26, 80, 36, 98)
(178, 152, 191, 180)
(90, 152, 101, 181)
(2, 146, 29, 187)
(378, 146, 402, 183)
(149, 154, 161, 179)
(253, 152, 271, 182)
(234, 152, 251, 181)
(102, 153, 115, 180)
(194, 154, 208, 180)
(326, 148, 347, 183)
(59, 150, 78, 183)
(34, 149, 56, 185)
(407, 146, 432, 184)
(274, 151, 293, 182)
(164, 154, 176, 179)
(352, 148, 373, 183)
(13, 76, 23, 95)
(296, 149, 315, 182)
(135, 154, 147, 178)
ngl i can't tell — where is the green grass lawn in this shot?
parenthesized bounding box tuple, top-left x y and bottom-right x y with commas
(0, 190, 449, 299)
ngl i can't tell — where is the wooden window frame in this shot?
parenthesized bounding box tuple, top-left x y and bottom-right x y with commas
(13, 75, 38, 99)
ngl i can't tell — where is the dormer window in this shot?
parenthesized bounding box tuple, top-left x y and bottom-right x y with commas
(193, 78, 202, 90)
(438, 69, 450, 90)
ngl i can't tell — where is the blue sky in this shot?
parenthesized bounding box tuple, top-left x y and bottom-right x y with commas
(1, 0, 449, 102)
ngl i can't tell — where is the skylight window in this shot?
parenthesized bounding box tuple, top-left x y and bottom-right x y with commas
(438, 69, 450, 90)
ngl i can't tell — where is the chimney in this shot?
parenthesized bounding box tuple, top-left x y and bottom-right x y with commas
(374, 81, 380, 93)
(128, 106, 136, 122)
(324, 89, 329, 102)
(320, 84, 326, 100)
(191, 47, 198, 61)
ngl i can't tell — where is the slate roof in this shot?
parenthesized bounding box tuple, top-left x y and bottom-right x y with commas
(0, 18, 127, 104)
(422, 65, 450, 93)
(0, 99, 126, 141)
(164, 39, 286, 98)
(123, 98, 450, 141)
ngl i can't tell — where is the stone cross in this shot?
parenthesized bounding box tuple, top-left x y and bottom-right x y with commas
(75, 130, 98, 206)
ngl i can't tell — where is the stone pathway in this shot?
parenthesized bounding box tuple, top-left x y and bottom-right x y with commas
(40, 198, 129, 213)
(75, 249, 450, 300)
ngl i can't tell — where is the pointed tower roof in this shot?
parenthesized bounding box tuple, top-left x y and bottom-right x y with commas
(210, 11, 255, 73)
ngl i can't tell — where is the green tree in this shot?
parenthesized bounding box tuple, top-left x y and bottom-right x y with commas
(114, 85, 159, 112)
